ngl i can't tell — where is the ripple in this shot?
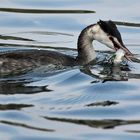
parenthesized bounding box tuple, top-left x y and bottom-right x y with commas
(0, 0, 140, 139)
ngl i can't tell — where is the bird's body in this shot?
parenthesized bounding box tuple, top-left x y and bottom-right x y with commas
(0, 20, 135, 75)
(0, 49, 76, 75)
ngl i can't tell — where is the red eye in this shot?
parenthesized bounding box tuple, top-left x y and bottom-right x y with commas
(109, 36, 113, 40)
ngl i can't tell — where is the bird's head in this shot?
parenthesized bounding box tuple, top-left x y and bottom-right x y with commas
(89, 20, 133, 60)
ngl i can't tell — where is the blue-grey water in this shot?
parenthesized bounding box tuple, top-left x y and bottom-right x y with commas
(0, 0, 140, 140)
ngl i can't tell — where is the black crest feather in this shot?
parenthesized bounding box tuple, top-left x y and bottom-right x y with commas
(98, 20, 123, 45)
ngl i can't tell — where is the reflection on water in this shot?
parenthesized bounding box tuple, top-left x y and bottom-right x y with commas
(0, 7, 95, 14)
(0, 34, 34, 41)
(0, 120, 54, 132)
(0, 0, 140, 140)
(0, 103, 33, 110)
(85, 100, 119, 107)
(44, 116, 140, 130)
(114, 21, 140, 27)
(80, 62, 140, 82)
(0, 81, 52, 95)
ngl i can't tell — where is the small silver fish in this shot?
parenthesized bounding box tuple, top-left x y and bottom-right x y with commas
(113, 49, 125, 65)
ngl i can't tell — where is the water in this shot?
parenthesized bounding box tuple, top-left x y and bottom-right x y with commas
(0, 0, 140, 140)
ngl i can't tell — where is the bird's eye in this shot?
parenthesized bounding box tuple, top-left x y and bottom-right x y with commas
(109, 36, 113, 41)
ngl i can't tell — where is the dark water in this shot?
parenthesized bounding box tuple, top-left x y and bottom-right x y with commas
(0, 0, 140, 140)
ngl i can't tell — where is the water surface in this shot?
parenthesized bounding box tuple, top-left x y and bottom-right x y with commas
(0, 0, 140, 140)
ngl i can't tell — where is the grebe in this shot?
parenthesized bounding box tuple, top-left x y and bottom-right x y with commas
(0, 20, 133, 75)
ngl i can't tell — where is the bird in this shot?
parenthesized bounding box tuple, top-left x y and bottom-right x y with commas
(0, 20, 134, 75)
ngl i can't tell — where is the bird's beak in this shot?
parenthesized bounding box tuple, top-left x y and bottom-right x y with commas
(109, 36, 133, 61)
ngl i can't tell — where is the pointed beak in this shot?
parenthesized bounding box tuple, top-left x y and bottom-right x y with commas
(109, 36, 133, 61)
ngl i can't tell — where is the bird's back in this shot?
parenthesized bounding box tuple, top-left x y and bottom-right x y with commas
(0, 49, 76, 75)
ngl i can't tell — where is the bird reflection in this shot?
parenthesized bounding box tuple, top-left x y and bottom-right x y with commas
(0, 80, 52, 95)
(44, 116, 140, 130)
(80, 62, 140, 82)
(0, 103, 33, 110)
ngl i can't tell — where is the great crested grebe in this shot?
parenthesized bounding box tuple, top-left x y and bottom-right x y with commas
(0, 20, 133, 75)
